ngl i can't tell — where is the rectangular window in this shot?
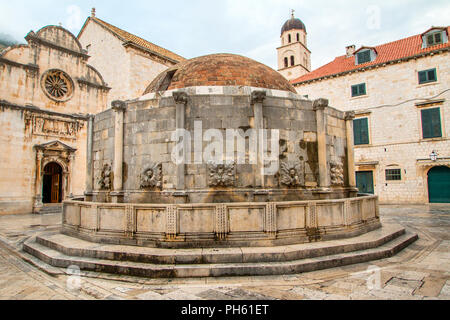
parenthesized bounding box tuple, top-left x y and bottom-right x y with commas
(351, 83, 366, 97)
(418, 68, 437, 84)
(353, 117, 369, 145)
(356, 50, 371, 64)
(427, 32, 443, 46)
(421, 108, 442, 139)
(386, 169, 402, 181)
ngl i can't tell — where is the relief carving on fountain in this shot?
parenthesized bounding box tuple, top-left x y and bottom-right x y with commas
(98, 163, 112, 190)
(207, 161, 236, 187)
(279, 160, 305, 187)
(140, 163, 163, 189)
(330, 161, 345, 186)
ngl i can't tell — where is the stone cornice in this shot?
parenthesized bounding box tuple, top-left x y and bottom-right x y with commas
(0, 57, 39, 71)
(123, 41, 180, 65)
(277, 41, 311, 54)
(293, 46, 450, 86)
(0, 100, 89, 121)
(25, 32, 90, 60)
(77, 78, 111, 91)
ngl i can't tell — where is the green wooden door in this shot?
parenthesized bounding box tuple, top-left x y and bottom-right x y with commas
(428, 166, 450, 203)
(356, 171, 374, 194)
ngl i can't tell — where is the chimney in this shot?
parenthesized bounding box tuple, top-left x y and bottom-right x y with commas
(91, 8, 96, 17)
(346, 45, 356, 57)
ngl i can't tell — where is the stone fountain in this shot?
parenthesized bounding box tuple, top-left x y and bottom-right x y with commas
(24, 54, 417, 277)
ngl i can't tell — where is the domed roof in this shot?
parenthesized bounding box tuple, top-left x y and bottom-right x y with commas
(143, 53, 296, 94)
(281, 17, 306, 35)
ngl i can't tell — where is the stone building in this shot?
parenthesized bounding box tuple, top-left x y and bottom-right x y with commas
(77, 9, 185, 105)
(0, 10, 187, 215)
(0, 25, 110, 214)
(291, 27, 450, 204)
(277, 11, 311, 81)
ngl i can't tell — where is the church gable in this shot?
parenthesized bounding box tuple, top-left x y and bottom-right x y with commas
(0, 25, 109, 115)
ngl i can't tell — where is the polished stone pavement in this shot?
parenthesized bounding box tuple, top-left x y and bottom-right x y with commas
(0, 204, 448, 300)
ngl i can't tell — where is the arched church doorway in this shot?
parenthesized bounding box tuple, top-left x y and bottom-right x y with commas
(428, 166, 450, 203)
(43, 162, 63, 204)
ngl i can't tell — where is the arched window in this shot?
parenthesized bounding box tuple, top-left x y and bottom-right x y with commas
(290, 56, 295, 66)
(284, 57, 288, 68)
(296, 33, 299, 42)
(288, 34, 291, 43)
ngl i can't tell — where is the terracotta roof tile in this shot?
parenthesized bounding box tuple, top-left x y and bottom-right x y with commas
(92, 17, 185, 63)
(292, 27, 450, 84)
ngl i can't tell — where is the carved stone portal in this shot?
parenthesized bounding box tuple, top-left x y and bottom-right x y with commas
(330, 162, 345, 186)
(208, 161, 236, 187)
(279, 161, 304, 187)
(140, 163, 162, 189)
(98, 163, 112, 190)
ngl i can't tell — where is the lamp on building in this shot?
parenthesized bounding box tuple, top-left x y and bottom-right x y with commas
(430, 150, 438, 161)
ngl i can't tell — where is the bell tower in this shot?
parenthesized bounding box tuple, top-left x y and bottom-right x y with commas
(277, 10, 311, 81)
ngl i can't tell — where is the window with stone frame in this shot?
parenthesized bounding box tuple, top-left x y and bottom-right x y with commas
(421, 107, 442, 139)
(290, 56, 295, 66)
(353, 117, 370, 145)
(284, 57, 289, 68)
(418, 68, 437, 84)
(385, 168, 402, 181)
(351, 83, 366, 97)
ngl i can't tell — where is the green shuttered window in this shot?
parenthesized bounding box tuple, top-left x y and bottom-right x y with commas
(421, 108, 442, 139)
(353, 118, 369, 145)
(356, 50, 371, 64)
(351, 83, 366, 97)
(418, 68, 437, 84)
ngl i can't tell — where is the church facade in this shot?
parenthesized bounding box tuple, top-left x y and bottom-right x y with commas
(0, 25, 110, 214)
(0, 11, 187, 215)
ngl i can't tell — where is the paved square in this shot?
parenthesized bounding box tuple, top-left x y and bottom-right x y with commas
(0, 204, 448, 300)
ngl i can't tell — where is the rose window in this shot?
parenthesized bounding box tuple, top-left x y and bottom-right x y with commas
(42, 70, 73, 101)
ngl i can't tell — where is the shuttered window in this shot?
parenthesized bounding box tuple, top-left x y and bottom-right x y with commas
(426, 32, 443, 46)
(353, 118, 369, 145)
(418, 68, 437, 84)
(421, 108, 442, 139)
(356, 50, 371, 64)
(351, 83, 366, 97)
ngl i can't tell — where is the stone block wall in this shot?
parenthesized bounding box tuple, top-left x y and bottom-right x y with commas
(90, 87, 353, 204)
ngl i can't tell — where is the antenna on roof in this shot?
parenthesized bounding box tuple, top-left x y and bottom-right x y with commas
(91, 8, 96, 18)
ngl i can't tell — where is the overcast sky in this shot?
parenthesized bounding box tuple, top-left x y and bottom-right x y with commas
(1, 0, 449, 70)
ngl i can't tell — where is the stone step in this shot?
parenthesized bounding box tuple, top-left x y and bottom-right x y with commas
(40, 205, 62, 214)
(23, 230, 418, 278)
(33, 225, 407, 265)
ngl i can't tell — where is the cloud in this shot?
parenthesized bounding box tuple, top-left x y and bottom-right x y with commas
(65, 5, 84, 33)
(0, 0, 448, 71)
